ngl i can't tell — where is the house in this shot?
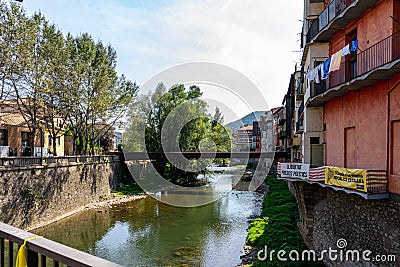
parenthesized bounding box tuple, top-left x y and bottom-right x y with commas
(292, 0, 399, 193)
(275, 1, 400, 262)
(232, 125, 253, 152)
(0, 112, 65, 157)
(0, 99, 65, 157)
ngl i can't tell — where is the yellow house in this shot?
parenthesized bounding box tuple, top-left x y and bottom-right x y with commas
(0, 112, 65, 157)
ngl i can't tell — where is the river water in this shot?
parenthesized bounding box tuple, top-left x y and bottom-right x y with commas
(34, 179, 263, 266)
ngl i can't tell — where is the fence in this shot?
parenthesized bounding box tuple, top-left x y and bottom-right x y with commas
(306, 0, 355, 43)
(0, 222, 121, 267)
(0, 155, 120, 168)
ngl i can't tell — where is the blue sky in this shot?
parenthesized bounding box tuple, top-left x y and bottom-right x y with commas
(23, 0, 303, 122)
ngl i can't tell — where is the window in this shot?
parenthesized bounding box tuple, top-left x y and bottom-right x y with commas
(310, 137, 320, 145)
(57, 137, 61, 146)
(0, 129, 8, 146)
(346, 29, 357, 80)
(21, 131, 32, 147)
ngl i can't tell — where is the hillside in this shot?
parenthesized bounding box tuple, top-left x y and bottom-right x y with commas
(225, 111, 266, 132)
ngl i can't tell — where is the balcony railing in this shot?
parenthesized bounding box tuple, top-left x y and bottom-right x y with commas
(298, 100, 304, 118)
(0, 222, 121, 267)
(306, 19, 319, 44)
(310, 80, 328, 98)
(296, 120, 304, 133)
(306, 0, 355, 44)
(329, 30, 400, 89)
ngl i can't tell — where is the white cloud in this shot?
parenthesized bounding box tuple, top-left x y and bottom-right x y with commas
(23, 0, 303, 117)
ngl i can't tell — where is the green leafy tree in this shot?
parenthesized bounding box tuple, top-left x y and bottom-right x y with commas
(125, 83, 231, 185)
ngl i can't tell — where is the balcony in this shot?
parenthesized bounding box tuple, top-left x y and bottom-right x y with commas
(296, 120, 304, 134)
(306, 0, 379, 44)
(296, 81, 305, 100)
(310, 80, 328, 99)
(308, 30, 400, 106)
(277, 162, 389, 200)
(298, 100, 305, 119)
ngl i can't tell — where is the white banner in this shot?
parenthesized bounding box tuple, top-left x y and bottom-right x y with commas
(280, 163, 310, 180)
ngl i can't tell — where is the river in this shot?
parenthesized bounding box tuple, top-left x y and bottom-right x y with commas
(34, 179, 263, 266)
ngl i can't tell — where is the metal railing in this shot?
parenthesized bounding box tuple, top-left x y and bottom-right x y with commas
(0, 222, 122, 267)
(310, 80, 328, 98)
(329, 30, 400, 89)
(298, 100, 304, 118)
(0, 155, 120, 168)
(296, 120, 304, 133)
(306, 19, 319, 44)
(306, 0, 355, 43)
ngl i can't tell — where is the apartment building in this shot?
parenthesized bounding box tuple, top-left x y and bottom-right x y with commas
(232, 125, 253, 152)
(280, 0, 400, 196)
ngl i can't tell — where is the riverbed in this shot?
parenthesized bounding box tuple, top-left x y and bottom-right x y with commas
(34, 189, 263, 266)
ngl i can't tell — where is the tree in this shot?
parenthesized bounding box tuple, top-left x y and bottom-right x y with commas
(125, 83, 231, 185)
(0, 4, 138, 156)
(65, 34, 138, 155)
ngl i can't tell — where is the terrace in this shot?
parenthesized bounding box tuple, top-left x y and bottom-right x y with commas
(306, 0, 379, 44)
(308, 30, 400, 106)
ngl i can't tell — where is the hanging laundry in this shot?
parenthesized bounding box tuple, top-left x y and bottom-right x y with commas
(329, 50, 342, 72)
(342, 44, 350, 56)
(350, 39, 358, 53)
(315, 64, 323, 84)
(322, 57, 330, 80)
(306, 68, 318, 83)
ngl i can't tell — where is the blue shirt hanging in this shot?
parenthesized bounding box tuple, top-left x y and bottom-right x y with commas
(350, 39, 358, 53)
(322, 57, 331, 79)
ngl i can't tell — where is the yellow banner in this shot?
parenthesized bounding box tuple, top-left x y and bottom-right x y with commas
(325, 167, 367, 192)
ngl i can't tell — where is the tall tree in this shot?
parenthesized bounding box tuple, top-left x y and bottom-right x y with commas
(66, 33, 138, 155)
(125, 83, 231, 185)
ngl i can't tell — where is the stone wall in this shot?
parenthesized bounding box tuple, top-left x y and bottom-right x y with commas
(290, 181, 400, 267)
(0, 159, 125, 229)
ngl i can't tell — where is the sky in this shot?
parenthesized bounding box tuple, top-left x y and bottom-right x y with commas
(23, 0, 304, 123)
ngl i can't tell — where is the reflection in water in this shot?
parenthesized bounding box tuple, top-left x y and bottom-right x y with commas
(34, 190, 263, 266)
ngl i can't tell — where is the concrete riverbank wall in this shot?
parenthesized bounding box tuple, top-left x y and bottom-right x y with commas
(290, 181, 400, 267)
(0, 156, 126, 229)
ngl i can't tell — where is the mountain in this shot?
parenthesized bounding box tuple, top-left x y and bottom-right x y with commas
(225, 111, 267, 132)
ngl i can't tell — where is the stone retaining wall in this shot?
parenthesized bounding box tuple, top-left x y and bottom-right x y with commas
(290, 181, 400, 267)
(0, 160, 125, 229)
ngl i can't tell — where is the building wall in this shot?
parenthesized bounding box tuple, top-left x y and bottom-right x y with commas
(43, 133, 65, 156)
(292, 181, 400, 267)
(358, 0, 394, 49)
(394, 0, 400, 33)
(324, 73, 400, 192)
(303, 107, 324, 164)
(330, 0, 395, 55)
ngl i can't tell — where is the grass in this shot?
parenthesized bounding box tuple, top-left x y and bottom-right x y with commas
(247, 176, 324, 267)
(112, 181, 144, 196)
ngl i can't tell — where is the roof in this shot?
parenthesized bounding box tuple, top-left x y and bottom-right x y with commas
(237, 125, 253, 131)
(0, 112, 29, 127)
